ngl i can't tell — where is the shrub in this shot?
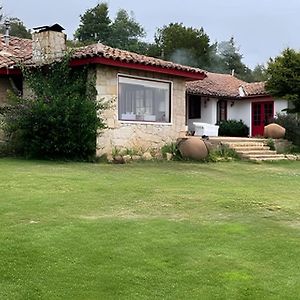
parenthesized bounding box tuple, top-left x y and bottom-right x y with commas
(218, 119, 249, 137)
(266, 138, 275, 151)
(208, 144, 240, 162)
(272, 113, 300, 146)
(161, 142, 182, 160)
(2, 55, 105, 160)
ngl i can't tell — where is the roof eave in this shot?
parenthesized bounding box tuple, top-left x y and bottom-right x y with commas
(0, 67, 22, 75)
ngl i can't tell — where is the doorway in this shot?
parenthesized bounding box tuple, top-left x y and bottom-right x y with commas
(252, 101, 274, 136)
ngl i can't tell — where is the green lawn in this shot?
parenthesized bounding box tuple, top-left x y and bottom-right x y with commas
(1, 158, 300, 300)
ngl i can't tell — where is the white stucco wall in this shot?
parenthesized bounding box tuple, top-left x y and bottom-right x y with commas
(201, 98, 218, 124)
(95, 66, 187, 155)
(188, 97, 217, 131)
(188, 97, 288, 136)
(227, 100, 251, 128)
(274, 99, 288, 115)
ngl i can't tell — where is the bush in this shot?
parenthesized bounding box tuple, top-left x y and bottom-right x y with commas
(208, 145, 240, 162)
(218, 119, 249, 137)
(2, 56, 105, 160)
(161, 142, 182, 160)
(272, 113, 300, 146)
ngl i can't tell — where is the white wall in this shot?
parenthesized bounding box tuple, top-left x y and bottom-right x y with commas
(188, 97, 217, 131)
(188, 97, 289, 135)
(228, 101, 251, 128)
(274, 99, 288, 115)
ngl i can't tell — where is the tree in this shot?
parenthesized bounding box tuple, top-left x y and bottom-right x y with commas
(74, 3, 111, 44)
(0, 17, 31, 39)
(153, 23, 214, 68)
(109, 9, 145, 52)
(266, 48, 300, 113)
(216, 37, 252, 81)
(251, 64, 267, 82)
(2, 56, 104, 160)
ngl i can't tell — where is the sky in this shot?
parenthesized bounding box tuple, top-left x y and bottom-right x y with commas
(1, 0, 299, 69)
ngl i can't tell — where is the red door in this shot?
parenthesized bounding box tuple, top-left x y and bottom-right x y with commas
(252, 101, 274, 136)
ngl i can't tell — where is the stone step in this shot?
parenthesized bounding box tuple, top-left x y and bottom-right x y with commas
(250, 157, 288, 162)
(206, 137, 295, 161)
(243, 154, 286, 160)
(227, 146, 270, 151)
(228, 145, 270, 151)
(223, 142, 266, 148)
(209, 137, 268, 143)
(236, 150, 277, 156)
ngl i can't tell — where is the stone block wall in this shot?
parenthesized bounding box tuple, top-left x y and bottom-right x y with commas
(95, 66, 187, 155)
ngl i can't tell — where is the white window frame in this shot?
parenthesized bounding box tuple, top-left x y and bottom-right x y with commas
(117, 74, 173, 125)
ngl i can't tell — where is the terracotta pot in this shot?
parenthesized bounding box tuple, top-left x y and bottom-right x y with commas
(264, 123, 286, 139)
(178, 137, 208, 160)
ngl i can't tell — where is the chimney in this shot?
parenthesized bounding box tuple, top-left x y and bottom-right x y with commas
(4, 19, 11, 46)
(32, 24, 66, 64)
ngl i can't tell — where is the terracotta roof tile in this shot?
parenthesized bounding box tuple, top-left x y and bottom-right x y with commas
(243, 81, 267, 96)
(0, 35, 32, 68)
(72, 43, 206, 75)
(187, 72, 267, 98)
(0, 36, 206, 78)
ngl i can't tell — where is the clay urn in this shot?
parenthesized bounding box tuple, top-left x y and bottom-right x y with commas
(264, 123, 286, 139)
(178, 137, 208, 160)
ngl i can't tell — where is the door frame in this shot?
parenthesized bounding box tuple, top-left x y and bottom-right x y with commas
(251, 100, 274, 136)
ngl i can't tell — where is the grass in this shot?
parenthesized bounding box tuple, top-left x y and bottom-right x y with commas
(0, 158, 300, 299)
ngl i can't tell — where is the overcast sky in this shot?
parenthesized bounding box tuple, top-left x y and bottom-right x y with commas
(1, 0, 299, 69)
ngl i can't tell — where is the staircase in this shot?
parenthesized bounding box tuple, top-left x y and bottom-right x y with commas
(209, 137, 287, 161)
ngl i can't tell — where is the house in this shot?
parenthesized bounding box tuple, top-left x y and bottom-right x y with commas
(186, 72, 288, 136)
(0, 25, 206, 156)
(0, 25, 289, 156)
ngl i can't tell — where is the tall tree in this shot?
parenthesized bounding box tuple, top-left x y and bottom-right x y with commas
(251, 64, 267, 82)
(74, 3, 111, 44)
(153, 23, 214, 68)
(266, 48, 300, 113)
(109, 9, 145, 52)
(217, 37, 252, 81)
(0, 17, 31, 39)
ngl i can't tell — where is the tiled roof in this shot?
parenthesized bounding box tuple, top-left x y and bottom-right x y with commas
(243, 81, 267, 96)
(0, 37, 206, 78)
(72, 43, 206, 76)
(187, 72, 267, 98)
(0, 35, 32, 68)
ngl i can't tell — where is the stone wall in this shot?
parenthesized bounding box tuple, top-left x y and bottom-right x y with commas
(32, 31, 66, 64)
(95, 66, 187, 155)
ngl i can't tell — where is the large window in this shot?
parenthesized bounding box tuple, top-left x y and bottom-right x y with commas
(118, 76, 171, 123)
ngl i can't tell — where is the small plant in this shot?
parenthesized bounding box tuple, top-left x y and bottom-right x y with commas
(112, 146, 122, 158)
(218, 119, 249, 137)
(266, 138, 275, 151)
(161, 142, 182, 160)
(122, 148, 139, 157)
(207, 144, 240, 162)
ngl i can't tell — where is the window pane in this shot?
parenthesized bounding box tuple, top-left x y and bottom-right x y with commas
(118, 76, 171, 123)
